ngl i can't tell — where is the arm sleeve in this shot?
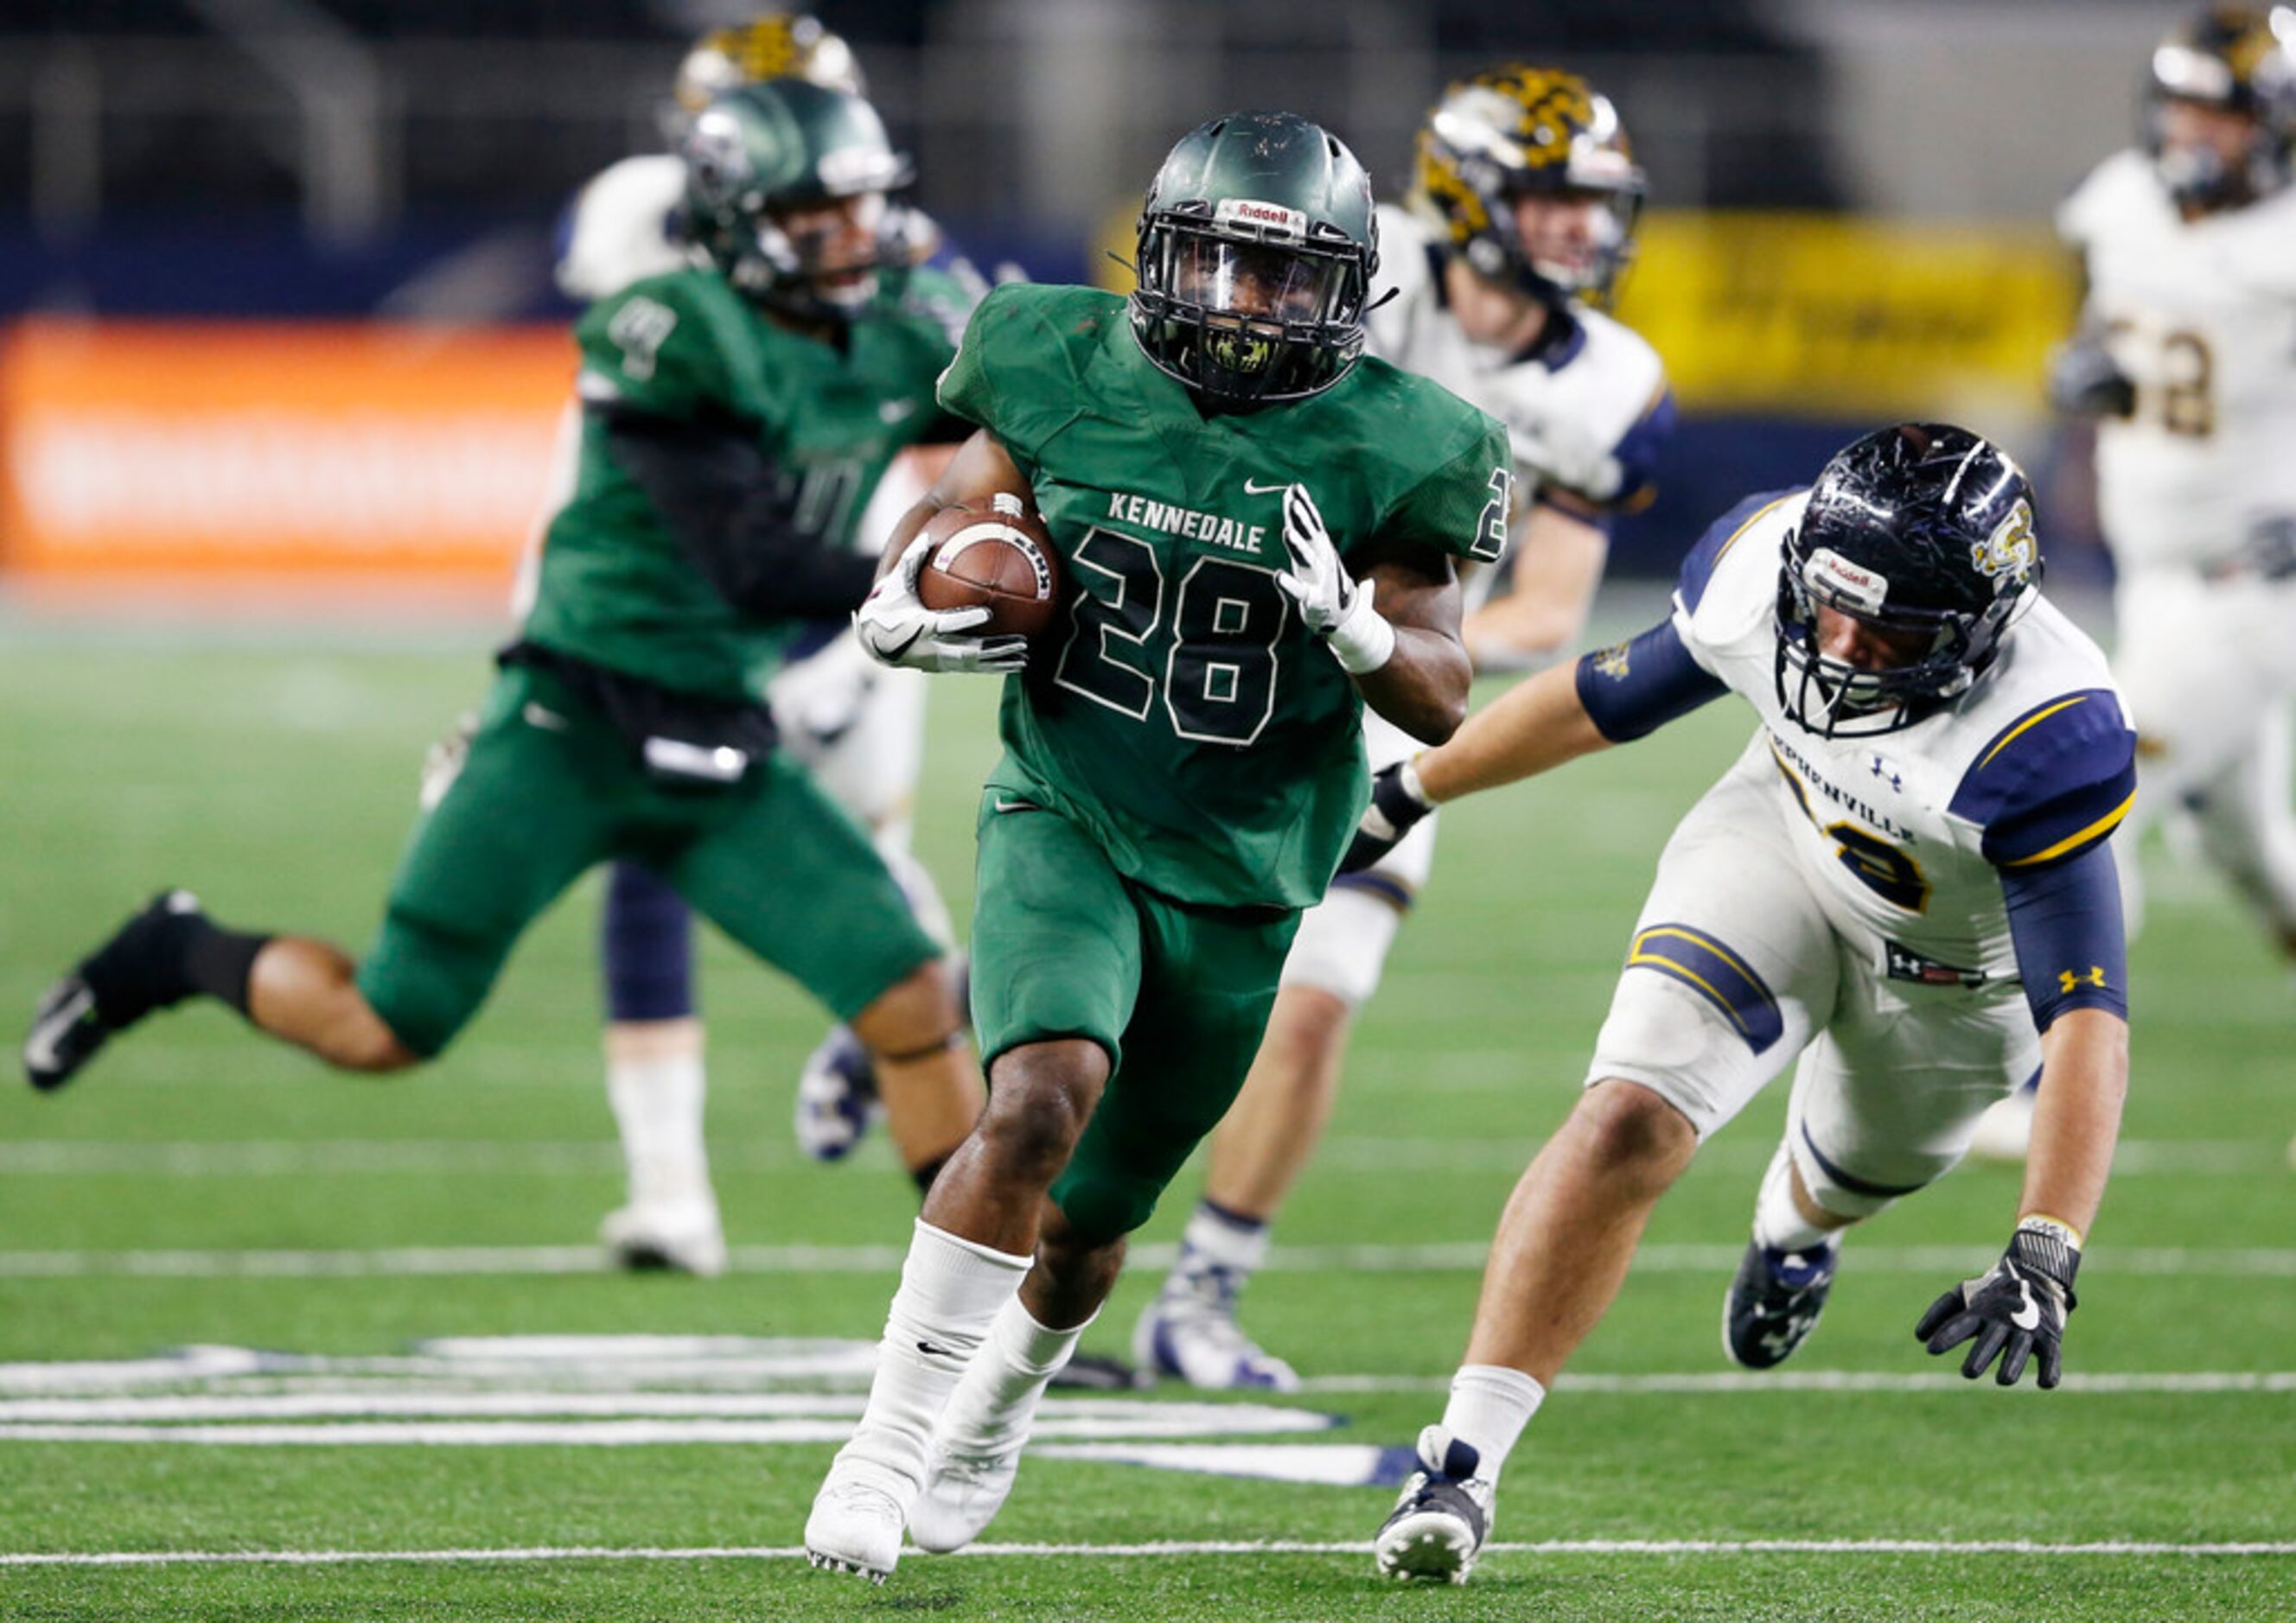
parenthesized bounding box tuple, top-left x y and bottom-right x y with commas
(2002, 841, 2129, 1028)
(599, 406, 879, 620)
(1573, 618, 1730, 742)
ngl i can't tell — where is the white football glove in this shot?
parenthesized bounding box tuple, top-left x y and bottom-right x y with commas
(854, 531, 1030, 675)
(1276, 482, 1394, 675)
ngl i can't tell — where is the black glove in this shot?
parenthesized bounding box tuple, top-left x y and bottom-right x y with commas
(1915, 1219, 2081, 1389)
(2046, 333, 2136, 420)
(1339, 760, 1437, 875)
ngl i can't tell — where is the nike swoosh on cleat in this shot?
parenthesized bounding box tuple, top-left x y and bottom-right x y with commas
(23, 983, 92, 1079)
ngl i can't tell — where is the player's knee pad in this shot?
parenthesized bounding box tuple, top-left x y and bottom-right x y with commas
(1783, 1122, 1930, 1222)
(1279, 879, 1407, 1006)
(1585, 928, 1791, 1142)
(1282, 882, 1404, 1005)
(603, 862, 695, 1023)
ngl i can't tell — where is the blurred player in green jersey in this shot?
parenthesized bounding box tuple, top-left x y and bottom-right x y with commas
(26, 81, 985, 1202)
(804, 111, 1514, 1583)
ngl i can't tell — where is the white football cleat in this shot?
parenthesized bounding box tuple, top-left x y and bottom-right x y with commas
(1132, 1289, 1300, 1392)
(804, 1461, 908, 1584)
(909, 1439, 1020, 1553)
(598, 1195, 726, 1277)
(1374, 1426, 1496, 1584)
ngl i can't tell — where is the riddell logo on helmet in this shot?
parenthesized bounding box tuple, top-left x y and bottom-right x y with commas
(1215, 198, 1308, 240)
(1807, 547, 1890, 614)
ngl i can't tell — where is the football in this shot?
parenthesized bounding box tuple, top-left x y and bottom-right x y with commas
(915, 493, 1062, 640)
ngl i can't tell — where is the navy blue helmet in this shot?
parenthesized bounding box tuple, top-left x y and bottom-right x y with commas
(1774, 423, 2041, 738)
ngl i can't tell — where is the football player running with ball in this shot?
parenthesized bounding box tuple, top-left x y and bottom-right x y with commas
(1347, 427, 2134, 1584)
(1974, 4, 2296, 1162)
(803, 111, 1512, 1583)
(543, 13, 985, 1271)
(25, 81, 985, 1206)
(1138, 64, 1674, 1393)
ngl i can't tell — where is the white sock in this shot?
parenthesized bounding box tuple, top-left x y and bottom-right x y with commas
(835, 1219, 1031, 1496)
(604, 1047, 710, 1209)
(1439, 1364, 1545, 1484)
(1167, 1200, 1270, 1295)
(1751, 1141, 1839, 1255)
(934, 1296, 1091, 1458)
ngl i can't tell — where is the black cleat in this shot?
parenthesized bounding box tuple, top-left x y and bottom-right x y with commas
(1374, 1426, 1495, 1584)
(1723, 1238, 1839, 1369)
(23, 890, 204, 1092)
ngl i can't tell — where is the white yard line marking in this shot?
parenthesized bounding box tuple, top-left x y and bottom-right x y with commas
(2, 1538, 2292, 1568)
(3, 1241, 2293, 1278)
(0, 1397, 1330, 1448)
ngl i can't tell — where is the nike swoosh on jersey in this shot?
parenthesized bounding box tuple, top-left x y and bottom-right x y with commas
(1241, 479, 1290, 496)
(522, 702, 571, 732)
(991, 796, 1040, 814)
(879, 398, 918, 423)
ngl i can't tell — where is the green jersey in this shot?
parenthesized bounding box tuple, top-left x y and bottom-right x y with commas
(522, 266, 955, 703)
(940, 283, 1512, 909)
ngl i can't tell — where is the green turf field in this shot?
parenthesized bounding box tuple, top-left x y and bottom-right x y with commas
(1, 627, 2291, 1620)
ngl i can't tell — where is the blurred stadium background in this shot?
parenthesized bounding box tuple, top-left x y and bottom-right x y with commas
(0, 0, 2192, 603)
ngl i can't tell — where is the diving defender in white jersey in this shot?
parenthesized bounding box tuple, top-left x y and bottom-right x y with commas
(1347, 426, 2134, 1584)
(1137, 65, 1674, 1392)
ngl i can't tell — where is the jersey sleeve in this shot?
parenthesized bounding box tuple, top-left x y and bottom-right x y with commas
(573, 277, 738, 424)
(934, 283, 1088, 468)
(1383, 411, 1516, 567)
(1671, 488, 1800, 619)
(1950, 689, 2140, 869)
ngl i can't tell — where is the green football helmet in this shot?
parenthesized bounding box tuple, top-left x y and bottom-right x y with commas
(680, 80, 916, 322)
(1130, 111, 1379, 404)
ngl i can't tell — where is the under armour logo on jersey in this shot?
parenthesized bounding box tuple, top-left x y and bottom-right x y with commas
(1869, 755, 1903, 792)
(2057, 965, 2108, 994)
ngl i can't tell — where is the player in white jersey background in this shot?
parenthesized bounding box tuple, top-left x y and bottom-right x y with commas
(1135, 66, 1675, 1391)
(1344, 426, 2135, 1584)
(534, 13, 967, 1275)
(1971, 4, 2296, 1165)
